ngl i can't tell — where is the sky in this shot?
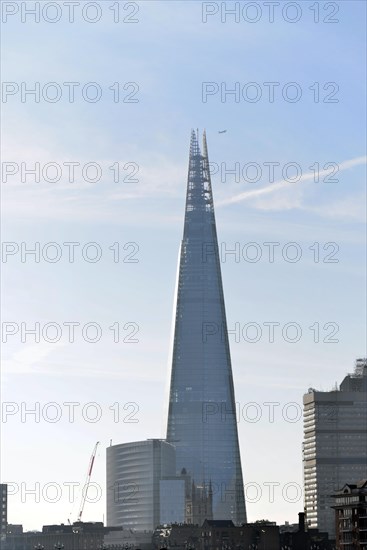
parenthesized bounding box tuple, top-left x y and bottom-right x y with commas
(1, 0, 366, 531)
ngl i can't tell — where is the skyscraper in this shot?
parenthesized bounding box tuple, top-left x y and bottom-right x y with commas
(166, 130, 246, 524)
(303, 358, 367, 538)
(0, 484, 7, 542)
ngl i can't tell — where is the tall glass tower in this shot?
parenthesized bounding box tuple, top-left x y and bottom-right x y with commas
(166, 130, 246, 524)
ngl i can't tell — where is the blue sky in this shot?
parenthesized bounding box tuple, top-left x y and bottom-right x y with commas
(1, 0, 366, 530)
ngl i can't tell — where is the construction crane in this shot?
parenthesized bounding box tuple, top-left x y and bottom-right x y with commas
(77, 441, 100, 522)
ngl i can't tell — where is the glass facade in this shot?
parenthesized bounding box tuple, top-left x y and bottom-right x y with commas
(166, 131, 246, 525)
(160, 479, 186, 524)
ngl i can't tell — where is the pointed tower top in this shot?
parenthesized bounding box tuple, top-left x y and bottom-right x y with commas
(202, 129, 209, 164)
(184, 129, 214, 222)
(189, 128, 201, 158)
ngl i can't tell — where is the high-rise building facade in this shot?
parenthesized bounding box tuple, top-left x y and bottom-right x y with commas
(303, 358, 367, 538)
(1, 484, 7, 542)
(106, 439, 176, 530)
(166, 131, 246, 524)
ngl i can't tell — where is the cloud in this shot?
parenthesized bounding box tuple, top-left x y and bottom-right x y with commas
(217, 156, 367, 214)
(2, 342, 65, 374)
(308, 192, 367, 222)
(1, 155, 187, 225)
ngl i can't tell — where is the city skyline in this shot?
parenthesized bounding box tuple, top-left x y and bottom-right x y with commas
(1, 0, 366, 532)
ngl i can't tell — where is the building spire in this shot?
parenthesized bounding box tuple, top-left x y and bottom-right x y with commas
(184, 129, 214, 225)
(167, 130, 246, 524)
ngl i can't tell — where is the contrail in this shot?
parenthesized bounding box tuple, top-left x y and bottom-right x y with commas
(218, 156, 367, 206)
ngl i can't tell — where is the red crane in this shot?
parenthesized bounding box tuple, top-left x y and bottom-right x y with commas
(77, 441, 100, 522)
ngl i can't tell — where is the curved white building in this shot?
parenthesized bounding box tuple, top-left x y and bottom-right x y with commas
(106, 439, 176, 530)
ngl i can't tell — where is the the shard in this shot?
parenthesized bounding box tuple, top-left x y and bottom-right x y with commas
(166, 130, 246, 524)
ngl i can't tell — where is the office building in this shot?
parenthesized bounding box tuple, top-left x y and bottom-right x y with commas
(1, 484, 7, 541)
(303, 358, 367, 537)
(106, 439, 176, 530)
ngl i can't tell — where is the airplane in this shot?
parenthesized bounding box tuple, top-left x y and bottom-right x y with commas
(218, 129, 227, 134)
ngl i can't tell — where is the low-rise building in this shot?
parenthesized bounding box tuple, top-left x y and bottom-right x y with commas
(332, 479, 367, 549)
(153, 520, 280, 550)
(3, 522, 121, 550)
(280, 513, 333, 549)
